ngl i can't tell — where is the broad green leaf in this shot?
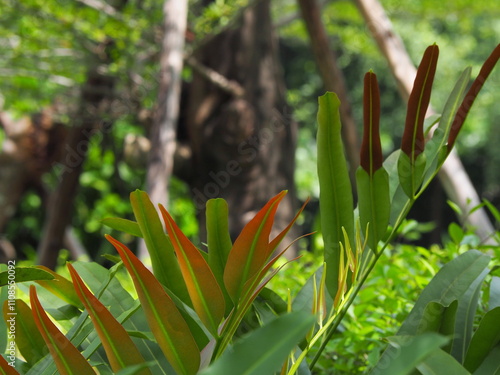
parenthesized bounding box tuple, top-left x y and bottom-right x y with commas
(101, 217, 142, 237)
(416, 348, 470, 375)
(0, 355, 20, 375)
(369, 333, 449, 375)
(3, 299, 46, 366)
(206, 198, 233, 313)
(29, 285, 95, 375)
(106, 235, 200, 375)
(0, 267, 54, 287)
(490, 277, 500, 310)
(415, 300, 457, 353)
(376, 250, 490, 366)
(35, 266, 83, 309)
(450, 267, 489, 363)
(397, 250, 489, 336)
(130, 190, 190, 305)
(67, 263, 152, 375)
(223, 191, 287, 301)
(356, 166, 390, 251)
(464, 307, 500, 372)
(199, 312, 315, 375)
(159, 204, 225, 336)
(206, 198, 232, 279)
(473, 344, 500, 375)
(317, 92, 354, 299)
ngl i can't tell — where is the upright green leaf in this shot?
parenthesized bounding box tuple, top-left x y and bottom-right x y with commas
(130, 190, 190, 305)
(206, 198, 234, 313)
(159, 205, 225, 336)
(29, 285, 96, 375)
(317, 92, 354, 299)
(199, 312, 315, 375)
(106, 235, 200, 375)
(464, 307, 500, 372)
(67, 263, 152, 375)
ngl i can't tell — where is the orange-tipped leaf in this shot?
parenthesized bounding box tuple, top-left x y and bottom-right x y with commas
(29, 285, 95, 375)
(0, 355, 20, 375)
(67, 263, 152, 375)
(223, 191, 287, 301)
(159, 204, 225, 336)
(105, 235, 200, 375)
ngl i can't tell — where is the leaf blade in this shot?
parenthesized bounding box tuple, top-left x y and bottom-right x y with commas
(317, 92, 354, 298)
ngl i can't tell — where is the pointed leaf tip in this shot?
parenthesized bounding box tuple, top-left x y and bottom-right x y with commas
(401, 44, 439, 160)
(361, 71, 382, 174)
(447, 43, 500, 151)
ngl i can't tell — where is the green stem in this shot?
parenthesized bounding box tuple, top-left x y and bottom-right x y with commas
(298, 198, 415, 373)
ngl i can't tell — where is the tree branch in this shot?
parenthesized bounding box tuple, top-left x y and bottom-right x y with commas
(297, 0, 360, 187)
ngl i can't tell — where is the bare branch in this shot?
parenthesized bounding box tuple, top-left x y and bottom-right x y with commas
(185, 55, 245, 97)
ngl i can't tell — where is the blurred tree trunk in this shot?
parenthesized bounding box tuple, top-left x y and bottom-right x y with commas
(354, 0, 496, 242)
(297, 0, 360, 188)
(140, 0, 188, 259)
(183, 0, 298, 255)
(146, 0, 187, 208)
(37, 47, 116, 268)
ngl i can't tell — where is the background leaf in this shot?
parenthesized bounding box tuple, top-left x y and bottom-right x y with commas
(199, 312, 315, 375)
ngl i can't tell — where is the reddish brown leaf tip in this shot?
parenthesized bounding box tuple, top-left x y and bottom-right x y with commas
(361, 71, 382, 174)
(401, 44, 439, 160)
(447, 43, 500, 151)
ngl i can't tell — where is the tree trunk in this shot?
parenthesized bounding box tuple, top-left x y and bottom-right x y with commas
(37, 60, 115, 268)
(184, 0, 298, 255)
(297, 0, 360, 186)
(354, 0, 496, 243)
(140, 0, 188, 260)
(146, 0, 188, 208)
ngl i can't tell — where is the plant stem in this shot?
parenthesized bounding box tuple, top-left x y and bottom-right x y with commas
(303, 198, 415, 372)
